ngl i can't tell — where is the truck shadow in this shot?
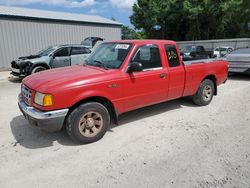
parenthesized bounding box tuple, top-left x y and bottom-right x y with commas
(10, 116, 76, 149)
(10, 97, 195, 149)
(113, 97, 195, 128)
(228, 74, 250, 81)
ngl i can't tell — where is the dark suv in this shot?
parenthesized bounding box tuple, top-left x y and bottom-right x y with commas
(181, 45, 211, 60)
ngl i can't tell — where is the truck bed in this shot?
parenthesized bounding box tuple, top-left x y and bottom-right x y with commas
(183, 58, 227, 66)
(182, 58, 228, 97)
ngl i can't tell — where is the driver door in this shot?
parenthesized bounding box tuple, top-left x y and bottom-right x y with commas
(51, 47, 71, 68)
(122, 44, 169, 111)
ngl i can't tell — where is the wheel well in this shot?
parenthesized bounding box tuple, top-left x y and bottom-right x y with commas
(29, 63, 50, 73)
(203, 75, 217, 95)
(69, 96, 118, 125)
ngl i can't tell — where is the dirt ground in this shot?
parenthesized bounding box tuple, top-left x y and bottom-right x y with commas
(0, 74, 250, 188)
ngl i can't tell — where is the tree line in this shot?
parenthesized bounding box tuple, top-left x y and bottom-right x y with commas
(122, 0, 250, 40)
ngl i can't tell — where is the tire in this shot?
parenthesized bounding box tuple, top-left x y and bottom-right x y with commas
(66, 102, 110, 144)
(192, 79, 215, 106)
(31, 66, 46, 74)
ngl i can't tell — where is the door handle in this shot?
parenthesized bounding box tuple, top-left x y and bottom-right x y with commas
(160, 73, 166, 78)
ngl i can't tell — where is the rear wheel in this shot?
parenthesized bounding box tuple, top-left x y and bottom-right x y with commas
(192, 79, 215, 106)
(31, 66, 46, 74)
(66, 102, 110, 143)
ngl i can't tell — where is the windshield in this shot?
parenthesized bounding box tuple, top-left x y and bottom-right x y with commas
(214, 47, 228, 52)
(86, 43, 132, 69)
(183, 46, 196, 52)
(37, 46, 57, 56)
(230, 48, 250, 54)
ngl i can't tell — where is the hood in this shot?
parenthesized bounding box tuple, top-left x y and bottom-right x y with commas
(15, 56, 49, 64)
(81, 37, 104, 48)
(19, 54, 41, 60)
(23, 65, 116, 92)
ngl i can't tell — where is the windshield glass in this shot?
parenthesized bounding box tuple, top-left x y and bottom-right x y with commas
(214, 47, 227, 52)
(37, 46, 57, 56)
(230, 48, 250, 54)
(183, 46, 196, 52)
(86, 43, 132, 69)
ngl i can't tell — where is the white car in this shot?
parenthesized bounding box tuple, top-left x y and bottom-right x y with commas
(213, 46, 234, 58)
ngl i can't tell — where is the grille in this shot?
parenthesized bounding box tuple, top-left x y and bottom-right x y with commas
(11, 61, 19, 69)
(21, 84, 32, 104)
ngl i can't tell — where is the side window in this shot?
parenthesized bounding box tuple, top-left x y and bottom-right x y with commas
(197, 46, 205, 52)
(165, 45, 180, 67)
(71, 47, 91, 55)
(54, 48, 69, 57)
(131, 45, 162, 70)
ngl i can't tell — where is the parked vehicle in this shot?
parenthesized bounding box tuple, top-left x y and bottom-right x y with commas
(11, 37, 103, 77)
(81, 37, 104, 49)
(227, 47, 250, 74)
(181, 45, 213, 60)
(18, 40, 228, 143)
(11, 44, 91, 77)
(213, 46, 234, 58)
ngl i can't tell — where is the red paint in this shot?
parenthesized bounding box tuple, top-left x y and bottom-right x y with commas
(22, 40, 228, 114)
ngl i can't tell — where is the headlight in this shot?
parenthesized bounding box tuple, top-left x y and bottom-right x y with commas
(34, 92, 53, 106)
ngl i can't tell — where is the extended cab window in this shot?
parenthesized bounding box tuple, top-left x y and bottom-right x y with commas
(131, 45, 162, 70)
(71, 47, 91, 55)
(165, 45, 180, 67)
(54, 47, 70, 57)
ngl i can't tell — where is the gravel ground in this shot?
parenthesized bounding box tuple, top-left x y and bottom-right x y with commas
(0, 75, 250, 188)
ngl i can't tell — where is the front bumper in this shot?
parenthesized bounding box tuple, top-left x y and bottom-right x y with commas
(11, 61, 30, 77)
(18, 94, 69, 132)
(11, 69, 27, 77)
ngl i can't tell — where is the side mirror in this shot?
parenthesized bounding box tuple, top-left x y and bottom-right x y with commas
(127, 62, 143, 73)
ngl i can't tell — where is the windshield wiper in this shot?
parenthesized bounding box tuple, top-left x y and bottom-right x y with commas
(93, 60, 109, 70)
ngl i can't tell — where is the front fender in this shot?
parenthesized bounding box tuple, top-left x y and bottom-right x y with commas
(29, 62, 51, 73)
(71, 89, 113, 107)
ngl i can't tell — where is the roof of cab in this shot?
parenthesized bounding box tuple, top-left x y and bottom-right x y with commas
(104, 40, 177, 45)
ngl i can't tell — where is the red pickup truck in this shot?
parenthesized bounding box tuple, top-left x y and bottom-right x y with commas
(18, 40, 228, 143)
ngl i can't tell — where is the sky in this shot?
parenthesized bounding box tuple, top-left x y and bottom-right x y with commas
(0, 0, 137, 26)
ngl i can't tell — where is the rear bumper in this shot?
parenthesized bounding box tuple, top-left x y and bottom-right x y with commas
(18, 94, 69, 132)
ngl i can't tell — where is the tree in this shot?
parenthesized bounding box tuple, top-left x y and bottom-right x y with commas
(130, 0, 250, 40)
(121, 25, 146, 39)
(130, 0, 188, 40)
(111, 17, 145, 39)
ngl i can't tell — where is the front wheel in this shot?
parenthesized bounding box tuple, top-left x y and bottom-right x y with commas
(31, 66, 46, 74)
(66, 102, 110, 143)
(192, 79, 215, 106)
